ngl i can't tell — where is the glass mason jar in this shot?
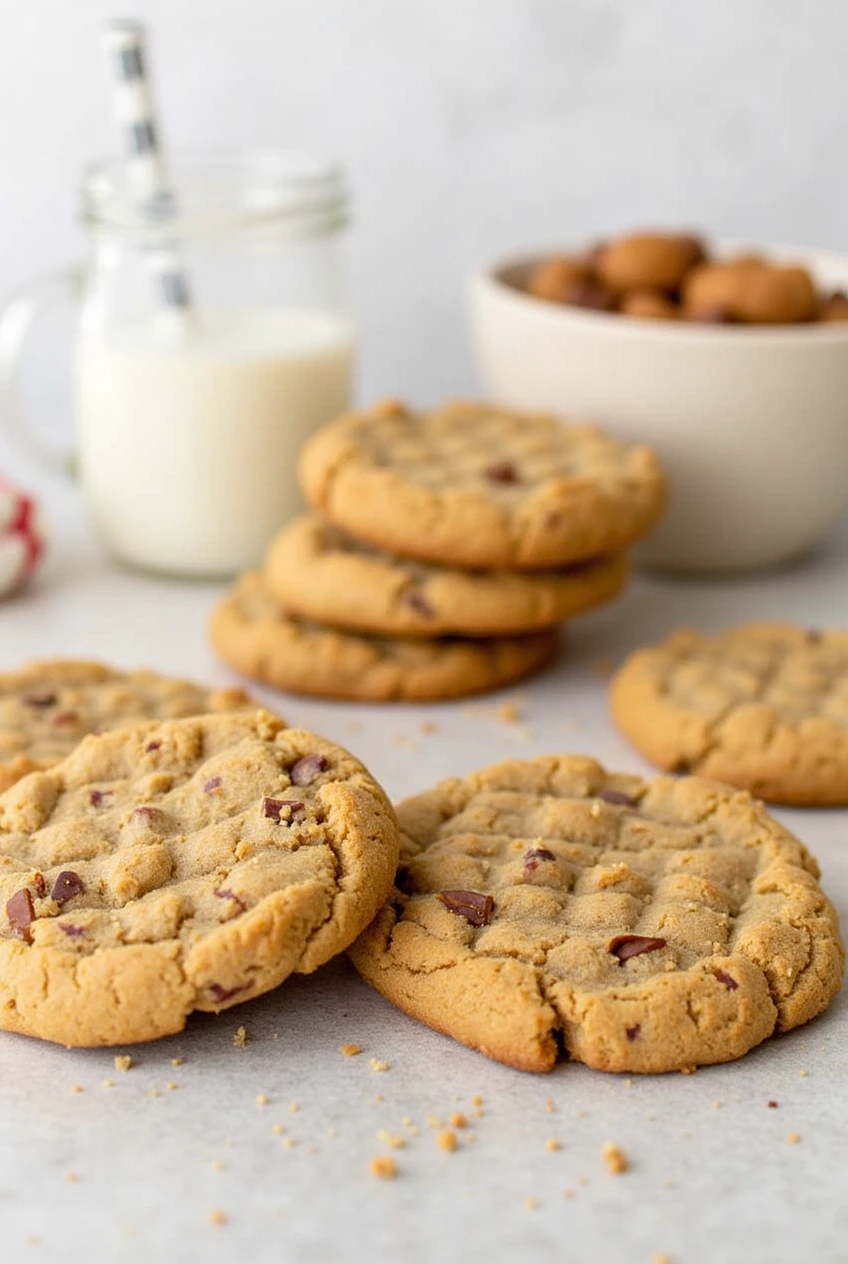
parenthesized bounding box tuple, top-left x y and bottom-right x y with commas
(0, 150, 354, 577)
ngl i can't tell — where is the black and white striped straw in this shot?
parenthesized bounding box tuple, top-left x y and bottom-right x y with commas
(102, 19, 192, 312)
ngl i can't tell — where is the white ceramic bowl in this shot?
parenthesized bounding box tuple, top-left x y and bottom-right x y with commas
(469, 243, 848, 571)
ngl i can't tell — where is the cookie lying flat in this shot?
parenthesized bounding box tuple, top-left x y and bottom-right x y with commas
(611, 623, 848, 805)
(299, 399, 666, 570)
(0, 660, 253, 795)
(0, 710, 398, 1046)
(211, 572, 558, 703)
(350, 756, 843, 1073)
(265, 514, 628, 639)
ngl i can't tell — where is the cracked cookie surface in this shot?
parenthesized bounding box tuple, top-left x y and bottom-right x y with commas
(264, 514, 628, 638)
(299, 399, 666, 570)
(611, 623, 848, 805)
(211, 572, 559, 702)
(0, 660, 254, 794)
(350, 755, 843, 1072)
(0, 710, 398, 1046)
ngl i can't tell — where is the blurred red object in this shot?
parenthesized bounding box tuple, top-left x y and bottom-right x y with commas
(0, 475, 46, 597)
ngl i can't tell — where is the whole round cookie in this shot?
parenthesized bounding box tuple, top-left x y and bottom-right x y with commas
(210, 573, 558, 703)
(0, 710, 398, 1046)
(299, 400, 667, 570)
(264, 515, 628, 639)
(610, 623, 848, 805)
(0, 660, 254, 795)
(350, 756, 843, 1073)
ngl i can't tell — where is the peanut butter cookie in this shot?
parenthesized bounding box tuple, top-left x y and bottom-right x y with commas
(0, 710, 398, 1045)
(611, 623, 848, 804)
(264, 515, 628, 638)
(350, 755, 842, 1072)
(299, 400, 666, 570)
(211, 572, 558, 702)
(0, 660, 253, 794)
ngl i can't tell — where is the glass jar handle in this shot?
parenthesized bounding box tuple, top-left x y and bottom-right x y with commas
(0, 265, 85, 473)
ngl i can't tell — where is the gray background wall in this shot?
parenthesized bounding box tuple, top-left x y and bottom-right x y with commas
(0, 0, 844, 412)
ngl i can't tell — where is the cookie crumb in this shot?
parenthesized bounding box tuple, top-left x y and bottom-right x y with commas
(255, 1093, 269, 1107)
(653, 1255, 671, 1264)
(449, 1112, 468, 1129)
(113, 1055, 132, 1073)
(282, 1137, 296, 1149)
(369, 1058, 389, 1072)
(369, 1155, 397, 1180)
(767, 1100, 778, 1109)
(340, 1043, 363, 1057)
(799, 1069, 809, 1077)
(545, 1096, 555, 1114)
(562, 1189, 574, 1200)
(289, 1102, 299, 1113)
(420, 720, 438, 734)
(170, 1057, 184, 1067)
(470, 1094, 483, 1106)
(576, 1176, 588, 1186)
(166, 1081, 178, 1091)
(425, 1113, 442, 1129)
(787, 1132, 801, 1144)
(524, 1197, 539, 1211)
(373, 1093, 384, 1103)
(711, 1100, 723, 1109)
(233, 1026, 249, 1049)
(148, 1088, 161, 1099)
(102, 1079, 115, 1089)
(64, 1172, 78, 1184)
(601, 1142, 629, 1174)
(71, 1084, 83, 1095)
(376, 1130, 405, 1149)
(211, 1160, 224, 1172)
(272, 1124, 285, 1136)
(208, 1209, 227, 1227)
(436, 1129, 458, 1152)
(497, 702, 521, 724)
(472, 1107, 484, 1119)
(545, 1138, 562, 1152)
(327, 1127, 337, 1138)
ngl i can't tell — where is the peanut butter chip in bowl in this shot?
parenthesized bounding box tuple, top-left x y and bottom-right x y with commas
(0, 710, 398, 1046)
(350, 754, 843, 1073)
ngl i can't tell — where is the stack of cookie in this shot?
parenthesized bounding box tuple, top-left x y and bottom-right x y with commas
(210, 400, 667, 702)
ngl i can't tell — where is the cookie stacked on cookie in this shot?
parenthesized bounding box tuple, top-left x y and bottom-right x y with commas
(211, 399, 667, 702)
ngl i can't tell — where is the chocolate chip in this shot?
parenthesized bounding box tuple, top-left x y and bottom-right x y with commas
(22, 691, 56, 708)
(438, 889, 494, 927)
(562, 279, 617, 311)
(598, 789, 638, 807)
(263, 797, 305, 823)
(609, 934, 667, 964)
(524, 847, 556, 872)
(144, 740, 162, 753)
(214, 887, 247, 912)
(204, 776, 222, 794)
(132, 806, 158, 821)
(89, 789, 112, 807)
(51, 710, 79, 727)
(484, 461, 519, 485)
(59, 923, 86, 938)
(767, 1100, 778, 1109)
(51, 871, 86, 904)
(713, 969, 738, 990)
(687, 304, 735, 324)
(625, 1024, 641, 1042)
(403, 590, 436, 619)
(6, 889, 35, 941)
(32, 873, 46, 898)
(290, 753, 329, 787)
(208, 982, 248, 1003)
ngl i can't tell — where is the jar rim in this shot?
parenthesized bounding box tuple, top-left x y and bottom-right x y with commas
(81, 148, 349, 239)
